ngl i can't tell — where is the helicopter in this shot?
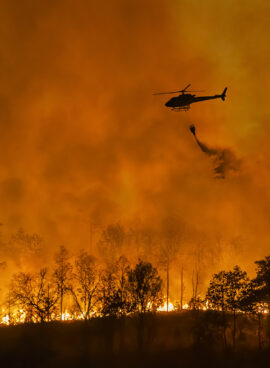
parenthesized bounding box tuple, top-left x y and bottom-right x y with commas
(153, 84, 227, 111)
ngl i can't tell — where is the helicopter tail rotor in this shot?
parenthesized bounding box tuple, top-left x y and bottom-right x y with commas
(221, 87, 227, 101)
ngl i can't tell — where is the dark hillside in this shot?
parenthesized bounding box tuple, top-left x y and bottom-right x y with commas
(1, 311, 270, 368)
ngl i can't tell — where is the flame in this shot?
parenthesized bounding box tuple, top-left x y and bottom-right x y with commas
(2, 298, 269, 326)
(1, 308, 27, 325)
(61, 311, 73, 321)
(1, 314, 9, 325)
(157, 301, 175, 312)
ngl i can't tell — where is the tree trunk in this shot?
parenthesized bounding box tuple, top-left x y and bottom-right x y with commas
(192, 269, 199, 300)
(166, 261, 169, 312)
(60, 289, 63, 320)
(8, 292, 11, 325)
(180, 265, 184, 310)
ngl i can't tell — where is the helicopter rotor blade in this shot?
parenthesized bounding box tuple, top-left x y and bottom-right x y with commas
(152, 83, 205, 96)
(153, 89, 204, 95)
(152, 90, 183, 95)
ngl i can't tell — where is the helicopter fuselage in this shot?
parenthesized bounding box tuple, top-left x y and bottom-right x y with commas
(165, 93, 224, 108)
(153, 85, 227, 111)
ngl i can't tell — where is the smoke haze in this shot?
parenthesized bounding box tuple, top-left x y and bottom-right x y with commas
(0, 0, 270, 297)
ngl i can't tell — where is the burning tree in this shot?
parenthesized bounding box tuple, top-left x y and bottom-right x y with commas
(239, 256, 270, 348)
(127, 260, 163, 313)
(188, 296, 206, 311)
(206, 266, 248, 311)
(53, 245, 72, 320)
(115, 256, 133, 315)
(158, 216, 182, 312)
(252, 256, 270, 312)
(239, 279, 267, 350)
(99, 267, 118, 317)
(206, 265, 249, 350)
(11, 268, 58, 323)
(99, 256, 132, 317)
(69, 251, 100, 319)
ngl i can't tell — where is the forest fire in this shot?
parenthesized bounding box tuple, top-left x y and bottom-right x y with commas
(0, 244, 269, 327)
(0, 301, 179, 325)
(0, 0, 270, 366)
(0, 309, 90, 325)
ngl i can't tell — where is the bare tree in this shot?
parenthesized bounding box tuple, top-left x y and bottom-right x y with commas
(159, 217, 182, 311)
(180, 264, 185, 310)
(53, 245, 72, 320)
(11, 268, 58, 323)
(115, 256, 131, 315)
(190, 241, 206, 305)
(99, 266, 118, 316)
(69, 251, 100, 320)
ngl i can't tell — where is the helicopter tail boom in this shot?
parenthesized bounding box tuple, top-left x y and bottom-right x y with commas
(221, 87, 227, 101)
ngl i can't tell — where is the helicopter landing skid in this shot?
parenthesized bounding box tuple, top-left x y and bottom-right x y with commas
(171, 105, 190, 112)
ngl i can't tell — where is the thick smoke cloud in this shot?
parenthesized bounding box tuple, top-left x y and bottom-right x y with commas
(0, 0, 270, 297)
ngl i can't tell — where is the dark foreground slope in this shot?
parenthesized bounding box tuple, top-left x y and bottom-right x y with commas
(0, 311, 270, 368)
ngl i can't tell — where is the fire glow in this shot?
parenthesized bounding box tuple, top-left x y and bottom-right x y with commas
(0, 300, 179, 326)
(3, 300, 267, 326)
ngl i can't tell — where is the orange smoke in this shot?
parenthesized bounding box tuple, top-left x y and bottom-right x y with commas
(0, 0, 270, 303)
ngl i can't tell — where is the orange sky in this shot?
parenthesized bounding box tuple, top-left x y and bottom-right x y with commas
(0, 0, 270, 292)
